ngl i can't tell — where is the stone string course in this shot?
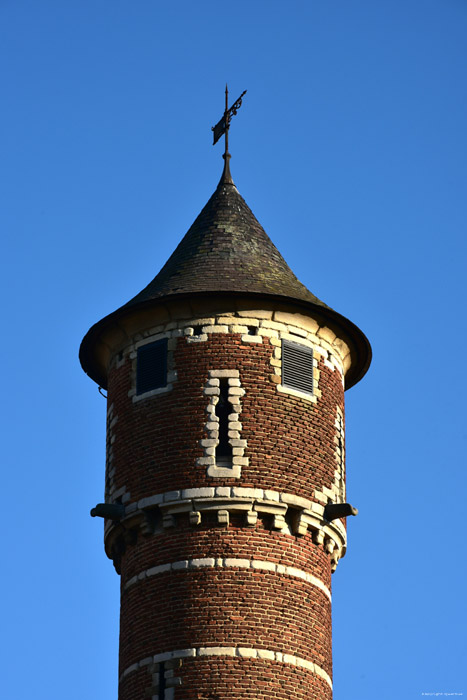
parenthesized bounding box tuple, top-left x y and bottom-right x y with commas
(122, 646, 333, 690)
(124, 556, 332, 601)
(104, 486, 347, 572)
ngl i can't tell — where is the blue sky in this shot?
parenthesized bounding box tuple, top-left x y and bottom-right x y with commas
(1, 2, 466, 698)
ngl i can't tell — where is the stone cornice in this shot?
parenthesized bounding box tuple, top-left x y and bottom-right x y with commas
(103, 487, 347, 573)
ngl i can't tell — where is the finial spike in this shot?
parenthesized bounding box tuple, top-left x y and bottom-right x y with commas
(219, 152, 234, 186)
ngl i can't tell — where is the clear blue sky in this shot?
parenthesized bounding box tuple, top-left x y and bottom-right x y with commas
(1, 2, 465, 698)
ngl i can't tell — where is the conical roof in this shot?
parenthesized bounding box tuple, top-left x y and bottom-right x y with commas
(80, 160, 371, 389)
(124, 162, 330, 310)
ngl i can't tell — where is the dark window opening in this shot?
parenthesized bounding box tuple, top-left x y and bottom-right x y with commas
(193, 325, 203, 335)
(282, 339, 313, 395)
(136, 339, 168, 395)
(247, 325, 257, 335)
(215, 379, 233, 465)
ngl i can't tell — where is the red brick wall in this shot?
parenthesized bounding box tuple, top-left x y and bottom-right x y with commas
(108, 333, 344, 501)
(105, 330, 344, 699)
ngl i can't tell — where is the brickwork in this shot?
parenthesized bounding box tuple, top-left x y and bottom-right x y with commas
(105, 311, 346, 505)
(92, 307, 352, 699)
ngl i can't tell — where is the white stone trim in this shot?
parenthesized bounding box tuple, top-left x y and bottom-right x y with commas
(313, 405, 346, 509)
(122, 331, 180, 402)
(106, 487, 347, 570)
(113, 311, 349, 398)
(122, 647, 332, 690)
(199, 369, 248, 478)
(124, 557, 332, 601)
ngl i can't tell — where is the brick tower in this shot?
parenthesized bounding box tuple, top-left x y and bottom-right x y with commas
(80, 149, 371, 699)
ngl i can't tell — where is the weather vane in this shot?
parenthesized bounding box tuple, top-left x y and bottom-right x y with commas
(212, 85, 247, 157)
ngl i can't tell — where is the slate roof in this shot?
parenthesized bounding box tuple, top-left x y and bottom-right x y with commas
(124, 161, 331, 310)
(80, 159, 372, 388)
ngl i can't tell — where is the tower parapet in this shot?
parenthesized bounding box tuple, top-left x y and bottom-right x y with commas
(81, 160, 371, 700)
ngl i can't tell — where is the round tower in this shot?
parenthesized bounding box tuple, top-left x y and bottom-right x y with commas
(80, 156, 371, 700)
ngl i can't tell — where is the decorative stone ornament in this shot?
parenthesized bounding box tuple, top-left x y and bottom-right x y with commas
(81, 154, 371, 700)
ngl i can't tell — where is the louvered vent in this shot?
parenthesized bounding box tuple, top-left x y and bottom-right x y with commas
(282, 339, 313, 395)
(136, 339, 168, 395)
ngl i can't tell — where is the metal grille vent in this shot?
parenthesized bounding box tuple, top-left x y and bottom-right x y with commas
(136, 339, 168, 395)
(282, 339, 313, 395)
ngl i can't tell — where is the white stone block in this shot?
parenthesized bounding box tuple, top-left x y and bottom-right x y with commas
(241, 335, 262, 343)
(215, 486, 231, 497)
(257, 649, 275, 660)
(172, 560, 189, 570)
(217, 510, 229, 526)
(230, 439, 247, 447)
(287, 567, 307, 581)
(200, 439, 218, 447)
(281, 493, 311, 509)
(164, 491, 181, 502)
(228, 387, 245, 396)
(198, 646, 235, 657)
(190, 558, 215, 568)
(317, 326, 337, 344)
(147, 563, 171, 576)
(175, 648, 196, 658)
(287, 326, 308, 338)
(260, 319, 284, 331)
(232, 487, 257, 499)
(237, 310, 272, 319)
(252, 560, 275, 572)
(237, 647, 257, 658)
(224, 558, 250, 568)
(283, 654, 297, 665)
(297, 657, 314, 671)
(245, 510, 258, 526)
(203, 325, 229, 334)
(204, 387, 220, 396)
(232, 456, 249, 466)
(258, 327, 278, 338)
(210, 369, 239, 378)
(182, 487, 215, 499)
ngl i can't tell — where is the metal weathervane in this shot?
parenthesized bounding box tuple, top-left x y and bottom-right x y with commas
(212, 85, 247, 156)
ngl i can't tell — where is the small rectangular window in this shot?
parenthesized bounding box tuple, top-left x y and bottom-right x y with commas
(282, 339, 313, 395)
(136, 339, 168, 395)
